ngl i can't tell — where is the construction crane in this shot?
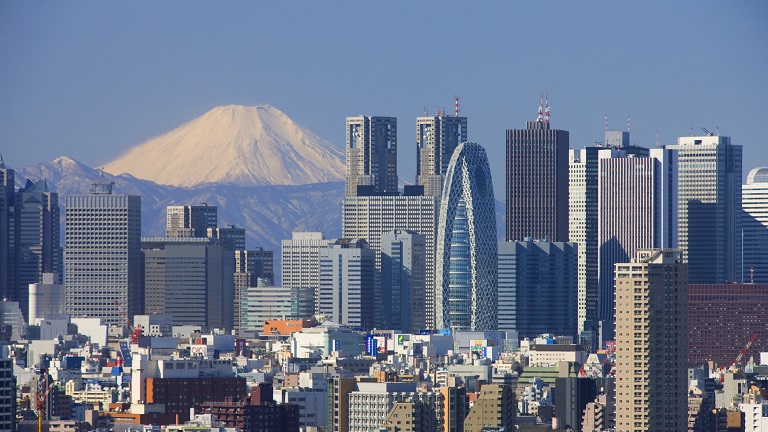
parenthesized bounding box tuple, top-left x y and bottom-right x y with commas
(35, 369, 55, 432)
(732, 333, 758, 369)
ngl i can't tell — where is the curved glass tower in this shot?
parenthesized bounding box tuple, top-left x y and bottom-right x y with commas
(436, 142, 497, 331)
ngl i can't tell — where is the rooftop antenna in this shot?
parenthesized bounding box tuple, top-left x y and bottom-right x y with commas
(454, 97, 460, 118)
(627, 115, 630, 133)
(656, 129, 659, 148)
(544, 92, 550, 125)
(537, 94, 544, 122)
(605, 114, 608, 132)
(716, 126, 720, 136)
(424, 107, 428, 116)
(690, 127, 693, 136)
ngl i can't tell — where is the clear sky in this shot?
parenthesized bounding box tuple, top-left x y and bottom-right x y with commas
(1, 1, 767, 195)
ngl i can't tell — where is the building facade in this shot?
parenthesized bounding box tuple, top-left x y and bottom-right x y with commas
(65, 180, 142, 327)
(342, 195, 439, 328)
(165, 204, 217, 238)
(241, 283, 293, 333)
(416, 114, 467, 197)
(281, 232, 334, 319)
(345, 116, 397, 197)
(505, 111, 569, 243)
(597, 147, 677, 338)
(380, 229, 427, 332)
(742, 167, 768, 284)
(318, 239, 376, 329)
(28, 272, 66, 324)
(0, 156, 15, 305)
(688, 283, 768, 367)
(497, 240, 578, 339)
(614, 249, 687, 432)
(141, 237, 234, 330)
(666, 135, 742, 283)
(436, 142, 497, 331)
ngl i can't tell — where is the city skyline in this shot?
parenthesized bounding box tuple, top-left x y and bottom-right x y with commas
(1, 3, 767, 201)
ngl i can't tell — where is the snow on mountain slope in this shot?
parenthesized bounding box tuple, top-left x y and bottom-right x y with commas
(103, 105, 345, 187)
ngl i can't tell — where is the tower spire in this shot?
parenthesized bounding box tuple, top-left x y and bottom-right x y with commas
(544, 92, 550, 125)
(537, 94, 544, 122)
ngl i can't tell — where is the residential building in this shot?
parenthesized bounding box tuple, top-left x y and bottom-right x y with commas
(505, 102, 569, 243)
(463, 384, 516, 432)
(165, 204, 217, 238)
(345, 116, 397, 197)
(597, 146, 677, 339)
(688, 283, 768, 366)
(65, 179, 142, 327)
(416, 113, 467, 197)
(281, 232, 334, 319)
(380, 229, 427, 332)
(614, 249, 687, 432)
(436, 142, 497, 331)
(347, 382, 441, 432)
(742, 167, 768, 283)
(666, 134, 742, 283)
(497, 239, 578, 339)
(318, 239, 376, 329)
(141, 237, 234, 330)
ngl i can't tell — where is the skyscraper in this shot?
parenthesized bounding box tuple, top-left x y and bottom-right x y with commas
(65, 179, 142, 327)
(142, 237, 234, 330)
(281, 232, 334, 319)
(614, 249, 687, 432)
(0, 156, 16, 303)
(342, 195, 439, 328)
(233, 248, 274, 330)
(436, 142, 497, 332)
(14, 179, 62, 320)
(497, 239, 578, 340)
(318, 239, 376, 329)
(666, 134, 742, 283)
(569, 146, 600, 334)
(742, 167, 768, 283)
(416, 113, 467, 197)
(166, 204, 217, 238)
(345, 116, 397, 197)
(505, 100, 569, 242)
(597, 147, 677, 336)
(207, 226, 246, 251)
(380, 229, 427, 332)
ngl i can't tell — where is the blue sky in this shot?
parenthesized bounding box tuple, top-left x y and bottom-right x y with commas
(1, 2, 766, 195)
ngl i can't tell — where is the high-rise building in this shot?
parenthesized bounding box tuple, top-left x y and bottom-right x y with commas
(233, 248, 274, 331)
(240, 281, 292, 333)
(416, 114, 467, 197)
(497, 240, 578, 339)
(597, 147, 677, 337)
(569, 146, 600, 335)
(505, 102, 569, 242)
(318, 239, 375, 329)
(65, 179, 142, 327)
(342, 195, 439, 328)
(742, 167, 768, 283)
(435, 142, 497, 331)
(165, 204, 217, 238)
(14, 179, 62, 320)
(207, 226, 245, 251)
(666, 135, 742, 283)
(380, 229, 426, 332)
(345, 116, 397, 197)
(0, 348, 16, 432)
(281, 232, 334, 319)
(614, 249, 687, 432)
(28, 273, 65, 324)
(141, 237, 234, 330)
(0, 156, 15, 304)
(463, 384, 516, 432)
(688, 283, 768, 367)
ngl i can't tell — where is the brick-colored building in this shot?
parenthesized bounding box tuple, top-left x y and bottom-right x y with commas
(145, 377, 245, 423)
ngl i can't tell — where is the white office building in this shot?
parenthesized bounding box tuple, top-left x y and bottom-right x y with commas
(281, 232, 334, 319)
(742, 167, 768, 283)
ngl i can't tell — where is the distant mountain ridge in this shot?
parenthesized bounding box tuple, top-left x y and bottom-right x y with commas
(103, 105, 346, 187)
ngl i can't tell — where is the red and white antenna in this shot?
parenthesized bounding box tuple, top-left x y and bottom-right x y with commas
(605, 114, 608, 132)
(656, 129, 659, 147)
(627, 115, 630, 133)
(454, 97, 460, 118)
(544, 92, 550, 124)
(537, 94, 544, 122)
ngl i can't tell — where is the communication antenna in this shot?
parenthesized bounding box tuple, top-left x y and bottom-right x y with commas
(627, 115, 630, 133)
(605, 114, 608, 132)
(454, 97, 460, 118)
(656, 129, 659, 148)
(544, 92, 550, 124)
(424, 107, 428, 116)
(537, 94, 544, 122)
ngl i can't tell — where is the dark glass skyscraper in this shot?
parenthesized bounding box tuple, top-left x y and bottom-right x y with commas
(505, 105, 569, 242)
(416, 114, 467, 197)
(436, 142, 497, 331)
(345, 116, 397, 197)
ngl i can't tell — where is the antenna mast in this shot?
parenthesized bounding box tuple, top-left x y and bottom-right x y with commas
(454, 97, 460, 118)
(544, 92, 550, 125)
(537, 94, 544, 122)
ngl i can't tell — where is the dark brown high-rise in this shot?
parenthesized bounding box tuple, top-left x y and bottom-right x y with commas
(505, 102, 569, 242)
